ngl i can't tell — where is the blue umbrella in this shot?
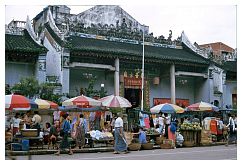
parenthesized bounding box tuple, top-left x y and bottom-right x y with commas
(150, 103, 185, 114)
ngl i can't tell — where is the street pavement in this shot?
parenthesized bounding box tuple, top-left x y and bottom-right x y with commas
(6, 144, 237, 160)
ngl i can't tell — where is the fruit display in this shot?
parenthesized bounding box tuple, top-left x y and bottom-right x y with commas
(180, 122, 202, 131)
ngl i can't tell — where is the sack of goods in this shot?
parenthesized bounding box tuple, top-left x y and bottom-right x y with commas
(176, 133, 184, 147)
(200, 130, 212, 145)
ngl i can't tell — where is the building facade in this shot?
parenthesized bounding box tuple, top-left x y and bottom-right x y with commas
(5, 5, 237, 111)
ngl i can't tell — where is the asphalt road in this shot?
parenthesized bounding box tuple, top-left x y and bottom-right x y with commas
(6, 145, 237, 160)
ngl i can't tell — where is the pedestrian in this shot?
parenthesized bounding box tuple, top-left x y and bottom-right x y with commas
(158, 112, 165, 135)
(110, 113, 116, 132)
(226, 113, 235, 146)
(55, 113, 73, 155)
(74, 114, 87, 149)
(43, 122, 51, 145)
(31, 111, 42, 135)
(168, 121, 177, 144)
(12, 113, 23, 136)
(164, 113, 171, 139)
(113, 112, 129, 154)
(102, 122, 111, 132)
(183, 116, 191, 124)
(192, 115, 200, 124)
(48, 121, 60, 149)
(138, 127, 147, 144)
(23, 110, 32, 129)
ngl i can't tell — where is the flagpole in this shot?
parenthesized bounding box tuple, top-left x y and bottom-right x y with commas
(141, 25, 145, 111)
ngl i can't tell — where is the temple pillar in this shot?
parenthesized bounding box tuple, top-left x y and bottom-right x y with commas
(170, 64, 176, 104)
(114, 58, 120, 96)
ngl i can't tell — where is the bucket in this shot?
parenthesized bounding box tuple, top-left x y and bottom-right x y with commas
(22, 139, 29, 151)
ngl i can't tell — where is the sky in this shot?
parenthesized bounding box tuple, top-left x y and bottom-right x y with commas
(3, 0, 238, 48)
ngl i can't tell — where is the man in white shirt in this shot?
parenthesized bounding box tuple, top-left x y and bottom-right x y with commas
(164, 113, 170, 138)
(158, 113, 164, 134)
(113, 112, 129, 154)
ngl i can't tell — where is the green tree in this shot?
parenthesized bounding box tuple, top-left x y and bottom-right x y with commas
(39, 83, 62, 105)
(11, 77, 62, 105)
(11, 76, 40, 98)
(84, 77, 107, 98)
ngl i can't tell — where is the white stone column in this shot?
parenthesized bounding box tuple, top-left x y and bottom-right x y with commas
(114, 58, 120, 96)
(170, 64, 176, 104)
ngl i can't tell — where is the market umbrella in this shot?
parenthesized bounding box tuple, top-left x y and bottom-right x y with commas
(185, 101, 219, 112)
(5, 94, 36, 111)
(34, 98, 58, 110)
(99, 95, 132, 108)
(150, 103, 185, 114)
(62, 94, 101, 108)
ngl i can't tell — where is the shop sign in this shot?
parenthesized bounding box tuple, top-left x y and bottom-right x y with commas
(124, 77, 142, 88)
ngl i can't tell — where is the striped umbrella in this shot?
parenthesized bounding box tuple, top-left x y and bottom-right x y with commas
(5, 94, 32, 111)
(34, 98, 58, 110)
(99, 95, 132, 108)
(186, 101, 219, 112)
(150, 103, 185, 114)
(62, 94, 101, 108)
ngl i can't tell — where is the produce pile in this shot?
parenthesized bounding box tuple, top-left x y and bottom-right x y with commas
(180, 122, 202, 131)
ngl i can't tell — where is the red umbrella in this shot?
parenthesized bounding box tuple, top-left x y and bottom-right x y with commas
(186, 101, 219, 112)
(62, 94, 101, 108)
(99, 95, 132, 108)
(5, 94, 31, 111)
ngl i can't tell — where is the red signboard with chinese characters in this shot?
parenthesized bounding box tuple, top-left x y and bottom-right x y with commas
(124, 77, 142, 88)
(153, 98, 189, 108)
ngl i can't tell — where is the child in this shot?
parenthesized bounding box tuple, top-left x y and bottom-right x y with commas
(139, 127, 147, 144)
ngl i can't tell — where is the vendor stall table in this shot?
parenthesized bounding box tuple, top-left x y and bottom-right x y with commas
(13, 136, 44, 150)
(85, 133, 114, 148)
(180, 130, 201, 147)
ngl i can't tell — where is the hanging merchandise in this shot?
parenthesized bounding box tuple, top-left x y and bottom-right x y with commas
(105, 111, 112, 122)
(144, 117, 150, 128)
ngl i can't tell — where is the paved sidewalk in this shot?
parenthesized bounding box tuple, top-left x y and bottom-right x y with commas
(6, 142, 229, 157)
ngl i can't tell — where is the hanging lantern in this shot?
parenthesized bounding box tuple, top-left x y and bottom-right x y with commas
(153, 77, 160, 85)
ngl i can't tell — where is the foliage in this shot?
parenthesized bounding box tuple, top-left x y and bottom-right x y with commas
(11, 76, 40, 98)
(10, 77, 62, 105)
(39, 83, 62, 105)
(84, 77, 107, 98)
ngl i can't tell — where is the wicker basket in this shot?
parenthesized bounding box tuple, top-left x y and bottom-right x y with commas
(141, 143, 154, 150)
(183, 141, 195, 147)
(160, 143, 174, 149)
(128, 143, 141, 151)
(21, 129, 38, 137)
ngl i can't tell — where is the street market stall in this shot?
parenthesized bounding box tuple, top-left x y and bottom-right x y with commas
(184, 101, 220, 146)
